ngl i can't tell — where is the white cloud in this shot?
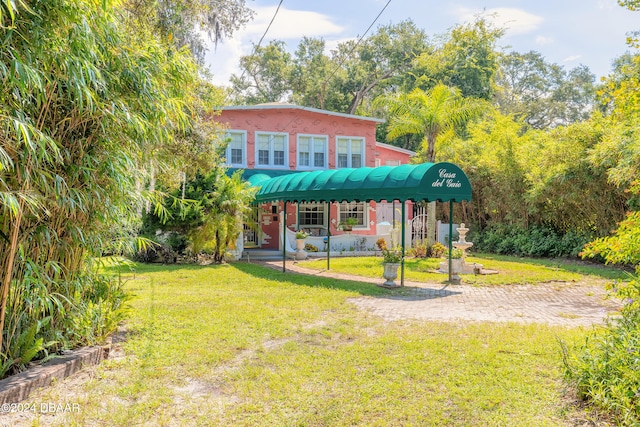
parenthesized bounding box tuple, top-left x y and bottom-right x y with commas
(563, 54, 582, 63)
(246, 6, 343, 40)
(454, 7, 543, 35)
(206, 6, 344, 85)
(535, 35, 554, 45)
(597, 0, 616, 11)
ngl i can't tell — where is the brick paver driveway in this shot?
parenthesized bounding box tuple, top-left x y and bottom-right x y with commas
(264, 261, 620, 327)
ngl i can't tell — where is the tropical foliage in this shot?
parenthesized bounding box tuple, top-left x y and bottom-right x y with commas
(138, 167, 256, 264)
(0, 0, 231, 377)
(563, 194, 640, 424)
(374, 84, 484, 245)
(230, 20, 429, 113)
(559, 2, 640, 422)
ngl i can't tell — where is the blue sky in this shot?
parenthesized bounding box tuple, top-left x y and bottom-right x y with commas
(205, 0, 639, 86)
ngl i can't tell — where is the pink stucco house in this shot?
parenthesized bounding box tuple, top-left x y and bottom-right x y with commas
(215, 103, 414, 250)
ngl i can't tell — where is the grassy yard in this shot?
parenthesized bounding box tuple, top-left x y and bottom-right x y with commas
(300, 253, 630, 286)
(14, 260, 604, 426)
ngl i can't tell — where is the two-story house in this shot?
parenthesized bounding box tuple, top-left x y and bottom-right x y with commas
(216, 103, 414, 250)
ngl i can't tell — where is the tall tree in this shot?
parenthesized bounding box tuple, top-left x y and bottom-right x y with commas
(374, 84, 485, 245)
(288, 37, 352, 111)
(230, 40, 293, 104)
(494, 51, 596, 128)
(341, 20, 429, 114)
(122, 0, 254, 63)
(230, 20, 429, 113)
(619, 0, 640, 10)
(411, 18, 503, 100)
(0, 0, 222, 372)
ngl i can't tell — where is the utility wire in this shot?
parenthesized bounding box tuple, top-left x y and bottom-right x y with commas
(225, 0, 393, 158)
(255, 0, 284, 51)
(320, 0, 392, 90)
(267, 0, 393, 138)
(228, 0, 284, 99)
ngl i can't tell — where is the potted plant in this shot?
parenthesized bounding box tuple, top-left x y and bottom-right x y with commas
(295, 230, 309, 251)
(338, 216, 359, 233)
(381, 246, 402, 287)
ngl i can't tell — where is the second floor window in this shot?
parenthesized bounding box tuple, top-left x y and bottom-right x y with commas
(298, 135, 327, 169)
(256, 132, 287, 168)
(337, 137, 364, 168)
(225, 131, 246, 166)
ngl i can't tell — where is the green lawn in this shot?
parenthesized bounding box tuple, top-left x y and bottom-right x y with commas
(300, 253, 629, 286)
(21, 260, 602, 426)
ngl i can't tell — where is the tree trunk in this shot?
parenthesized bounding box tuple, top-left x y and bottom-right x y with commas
(0, 204, 23, 354)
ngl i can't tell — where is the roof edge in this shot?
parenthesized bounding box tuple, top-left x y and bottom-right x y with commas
(375, 141, 416, 156)
(220, 104, 385, 124)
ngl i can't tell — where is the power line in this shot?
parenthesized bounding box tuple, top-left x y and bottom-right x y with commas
(270, 0, 392, 137)
(320, 0, 392, 90)
(229, 0, 284, 98)
(255, 0, 283, 51)
(242, 0, 393, 148)
(224, 0, 393, 151)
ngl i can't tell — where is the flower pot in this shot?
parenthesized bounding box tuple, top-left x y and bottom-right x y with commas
(295, 238, 308, 260)
(381, 262, 401, 287)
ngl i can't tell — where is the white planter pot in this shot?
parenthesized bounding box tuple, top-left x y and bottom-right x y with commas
(382, 262, 401, 287)
(295, 239, 308, 260)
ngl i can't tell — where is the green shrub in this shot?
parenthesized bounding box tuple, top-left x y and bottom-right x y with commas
(409, 241, 446, 258)
(562, 278, 640, 425)
(428, 242, 446, 258)
(563, 208, 640, 424)
(410, 240, 428, 258)
(471, 223, 593, 258)
(304, 243, 318, 252)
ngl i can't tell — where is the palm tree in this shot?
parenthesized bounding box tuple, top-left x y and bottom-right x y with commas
(190, 169, 256, 263)
(375, 84, 484, 245)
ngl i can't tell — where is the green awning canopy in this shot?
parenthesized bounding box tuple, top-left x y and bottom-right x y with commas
(251, 162, 471, 203)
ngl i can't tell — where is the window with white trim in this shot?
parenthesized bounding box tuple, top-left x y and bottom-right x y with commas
(337, 137, 364, 168)
(297, 135, 327, 169)
(256, 132, 288, 168)
(339, 202, 368, 227)
(225, 131, 246, 166)
(298, 203, 327, 228)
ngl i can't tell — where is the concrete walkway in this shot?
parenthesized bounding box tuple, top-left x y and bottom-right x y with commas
(261, 261, 620, 327)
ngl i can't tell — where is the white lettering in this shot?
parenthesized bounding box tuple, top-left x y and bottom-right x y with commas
(439, 169, 457, 179)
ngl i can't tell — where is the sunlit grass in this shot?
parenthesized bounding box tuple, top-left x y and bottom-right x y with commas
(300, 253, 629, 285)
(20, 261, 596, 426)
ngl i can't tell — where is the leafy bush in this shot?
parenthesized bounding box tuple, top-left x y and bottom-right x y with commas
(429, 242, 446, 258)
(304, 243, 318, 252)
(138, 169, 255, 264)
(66, 271, 129, 347)
(410, 240, 428, 258)
(132, 242, 178, 264)
(445, 248, 464, 259)
(562, 209, 640, 424)
(562, 278, 640, 425)
(410, 241, 446, 258)
(470, 223, 593, 258)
